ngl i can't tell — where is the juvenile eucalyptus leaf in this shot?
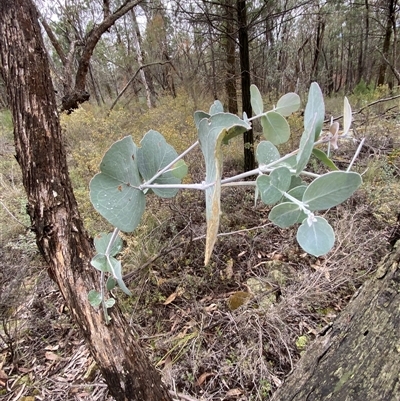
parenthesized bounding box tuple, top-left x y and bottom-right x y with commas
(109, 259, 132, 296)
(269, 202, 305, 228)
(304, 82, 325, 140)
(194, 111, 210, 129)
(88, 290, 102, 308)
(91, 254, 110, 272)
(275, 93, 301, 116)
(270, 166, 292, 192)
(261, 112, 290, 145)
(296, 114, 316, 175)
(256, 175, 282, 205)
(209, 100, 224, 115)
(287, 185, 307, 200)
(250, 84, 264, 115)
(343, 96, 352, 136)
(94, 232, 123, 256)
(289, 176, 304, 190)
(89, 136, 145, 233)
(297, 216, 335, 256)
(312, 148, 339, 171)
(137, 130, 182, 198)
(276, 154, 297, 169)
(198, 113, 251, 264)
(170, 159, 188, 179)
(104, 298, 116, 308)
(256, 141, 280, 166)
(302, 171, 362, 211)
(106, 277, 117, 291)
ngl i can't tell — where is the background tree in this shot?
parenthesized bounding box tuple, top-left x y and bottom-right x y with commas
(0, 0, 173, 400)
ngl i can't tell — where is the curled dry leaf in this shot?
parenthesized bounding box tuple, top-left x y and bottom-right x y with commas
(329, 121, 339, 150)
(196, 371, 214, 386)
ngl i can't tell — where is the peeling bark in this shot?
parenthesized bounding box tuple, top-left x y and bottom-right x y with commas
(0, 1, 172, 400)
(272, 242, 400, 401)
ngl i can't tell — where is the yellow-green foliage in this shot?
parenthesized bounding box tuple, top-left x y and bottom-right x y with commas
(362, 157, 400, 224)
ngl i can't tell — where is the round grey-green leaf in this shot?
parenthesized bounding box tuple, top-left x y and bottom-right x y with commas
(88, 290, 102, 308)
(261, 112, 290, 145)
(256, 141, 280, 166)
(302, 171, 362, 211)
(256, 175, 282, 205)
(297, 216, 335, 256)
(275, 93, 301, 116)
(269, 202, 305, 228)
(94, 232, 123, 256)
(89, 136, 145, 233)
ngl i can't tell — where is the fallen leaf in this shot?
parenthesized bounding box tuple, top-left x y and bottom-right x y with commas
(226, 258, 234, 279)
(45, 351, 61, 361)
(225, 388, 243, 397)
(196, 371, 214, 386)
(163, 292, 178, 305)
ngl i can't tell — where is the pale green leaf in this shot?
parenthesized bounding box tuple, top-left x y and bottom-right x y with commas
(256, 141, 280, 166)
(170, 159, 188, 179)
(261, 112, 290, 145)
(287, 185, 307, 200)
(275, 93, 301, 116)
(270, 166, 292, 192)
(269, 202, 306, 228)
(297, 216, 335, 256)
(93, 232, 123, 256)
(91, 254, 109, 272)
(256, 175, 282, 205)
(303, 171, 362, 211)
(198, 113, 251, 264)
(104, 298, 116, 308)
(109, 258, 132, 296)
(304, 83, 325, 140)
(209, 100, 224, 115)
(343, 97, 352, 135)
(89, 136, 145, 232)
(277, 154, 297, 169)
(312, 148, 339, 171)
(137, 130, 181, 198)
(296, 115, 316, 175)
(250, 84, 264, 115)
(106, 277, 117, 291)
(289, 176, 304, 190)
(88, 290, 102, 307)
(194, 111, 209, 129)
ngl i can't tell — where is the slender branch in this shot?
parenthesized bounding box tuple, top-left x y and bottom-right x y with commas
(109, 61, 172, 112)
(0, 200, 29, 228)
(38, 12, 67, 65)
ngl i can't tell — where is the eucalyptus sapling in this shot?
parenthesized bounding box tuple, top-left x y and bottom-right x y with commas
(87, 82, 363, 323)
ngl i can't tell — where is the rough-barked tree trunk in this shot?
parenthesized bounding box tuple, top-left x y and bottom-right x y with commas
(0, 1, 172, 400)
(272, 242, 400, 401)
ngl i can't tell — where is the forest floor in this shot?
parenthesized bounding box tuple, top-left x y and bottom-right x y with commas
(1, 90, 400, 401)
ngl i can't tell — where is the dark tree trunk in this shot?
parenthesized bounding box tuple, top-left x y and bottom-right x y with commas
(0, 1, 172, 400)
(237, 0, 255, 172)
(224, 0, 238, 114)
(272, 242, 400, 401)
(377, 0, 397, 86)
